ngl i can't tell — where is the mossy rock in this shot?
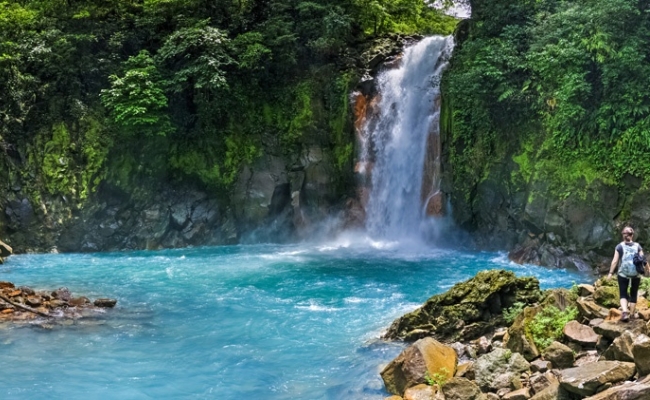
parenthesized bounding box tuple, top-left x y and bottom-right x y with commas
(542, 288, 578, 311)
(504, 305, 541, 361)
(384, 270, 543, 342)
(593, 277, 620, 308)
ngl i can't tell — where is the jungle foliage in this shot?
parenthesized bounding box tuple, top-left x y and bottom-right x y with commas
(0, 0, 457, 200)
(445, 0, 650, 199)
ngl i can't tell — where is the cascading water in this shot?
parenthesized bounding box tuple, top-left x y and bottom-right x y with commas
(358, 36, 454, 241)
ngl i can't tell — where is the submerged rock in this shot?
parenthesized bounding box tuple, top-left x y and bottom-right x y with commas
(384, 270, 543, 342)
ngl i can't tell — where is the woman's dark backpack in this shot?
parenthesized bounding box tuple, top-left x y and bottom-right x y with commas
(633, 252, 647, 275)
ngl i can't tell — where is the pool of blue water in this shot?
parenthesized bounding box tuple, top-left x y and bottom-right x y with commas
(0, 237, 592, 399)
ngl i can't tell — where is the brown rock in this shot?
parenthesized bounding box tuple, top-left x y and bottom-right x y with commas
(632, 333, 650, 376)
(503, 387, 531, 400)
(49, 299, 68, 308)
(403, 384, 437, 400)
(93, 298, 117, 308)
(441, 377, 485, 400)
(577, 284, 595, 297)
(593, 319, 647, 340)
(638, 309, 650, 321)
(575, 350, 600, 367)
(530, 359, 551, 373)
(542, 341, 574, 369)
(25, 296, 42, 307)
(8, 289, 21, 297)
(576, 297, 609, 321)
(454, 362, 472, 378)
(385, 396, 403, 400)
(2, 308, 14, 314)
(529, 382, 560, 400)
(51, 288, 72, 302)
(0, 281, 15, 289)
(381, 337, 457, 395)
(70, 297, 90, 306)
(563, 320, 599, 346)
(603, 330, 637, 362)
(583, 382, 650, 399)
(476, 336, 491, 355)
(559, 361, 636, 397)
(606, 308, 622, 321)
(530, 371, 559, 394)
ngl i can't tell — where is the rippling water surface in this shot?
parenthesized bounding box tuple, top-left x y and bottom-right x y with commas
(0, 237, 591, 399)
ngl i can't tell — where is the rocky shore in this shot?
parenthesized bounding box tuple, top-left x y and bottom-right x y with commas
(0, 281, 117, 325)
(380, 270, 650, 399)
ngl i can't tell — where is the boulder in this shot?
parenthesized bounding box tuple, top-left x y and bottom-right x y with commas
(51, 287, 72, 302)
(441, 377, 485, 400)
(593, 280, 620, 309)
(93, 298, 117, 308)
(529, 383, 558, 400)
(455, 362, 472, 378)
(563, 320, 599, 346)
(503, 388, 531, 400)
(504, 306, 541, 361)
(542, 341, 574, 369)
(472, 348, 530, 392)
(578, 284, 595, 297)
(603, 330, 637, 362)
(593, 319, 647, 340)
(559, 361, 636, 397)
(530, 360, 551, 373)
(632, 333, 650, 376)
(583, 382, 650, 399)
(381, 337, 457, 396)
(403, 384, 437, 400)
(576, 297, 609, 321)
(385, 396, 403, 400)
(529, 371, 559, 394)
(575, 350, 600, 367)
(384, 270, 543, 342)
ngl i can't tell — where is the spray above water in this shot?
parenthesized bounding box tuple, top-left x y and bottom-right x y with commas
(357, 36, 454, 243)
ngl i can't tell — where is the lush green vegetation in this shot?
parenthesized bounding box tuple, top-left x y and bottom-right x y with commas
(0, 0, 457, 204)
(444, 0, 650, 200)
(526, 305, 578, 350)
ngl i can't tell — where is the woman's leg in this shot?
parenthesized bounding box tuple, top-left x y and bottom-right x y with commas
(629, 277, 641, 316)
(618, 275, 630, 316)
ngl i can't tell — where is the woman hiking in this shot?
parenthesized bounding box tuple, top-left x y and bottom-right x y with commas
(607, 226, 646, 322)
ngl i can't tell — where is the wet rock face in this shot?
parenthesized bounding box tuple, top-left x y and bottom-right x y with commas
(445, 144, 647, 270)
(384, 270, 543, 342)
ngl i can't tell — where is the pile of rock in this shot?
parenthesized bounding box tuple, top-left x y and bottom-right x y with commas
(380, 272, 650, 400)
(0, 281, 117, 323)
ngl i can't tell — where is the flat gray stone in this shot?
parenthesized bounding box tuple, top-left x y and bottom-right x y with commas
(559, 361, 636, 397)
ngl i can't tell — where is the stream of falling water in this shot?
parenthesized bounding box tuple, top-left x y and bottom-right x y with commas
(358, 36, 454, 242)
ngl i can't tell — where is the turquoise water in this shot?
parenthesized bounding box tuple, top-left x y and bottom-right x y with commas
(0, 237, 591, 399)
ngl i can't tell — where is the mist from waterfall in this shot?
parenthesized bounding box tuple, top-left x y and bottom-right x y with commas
(362, 36, 454, 243)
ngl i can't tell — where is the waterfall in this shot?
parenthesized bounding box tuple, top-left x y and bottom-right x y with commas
(357, 36, 454, 242)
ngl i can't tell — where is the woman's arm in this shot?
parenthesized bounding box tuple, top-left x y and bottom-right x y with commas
(607, 249, 620, 280)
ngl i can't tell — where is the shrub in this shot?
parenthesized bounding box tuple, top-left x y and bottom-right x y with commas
(526, 305, 578, 350)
